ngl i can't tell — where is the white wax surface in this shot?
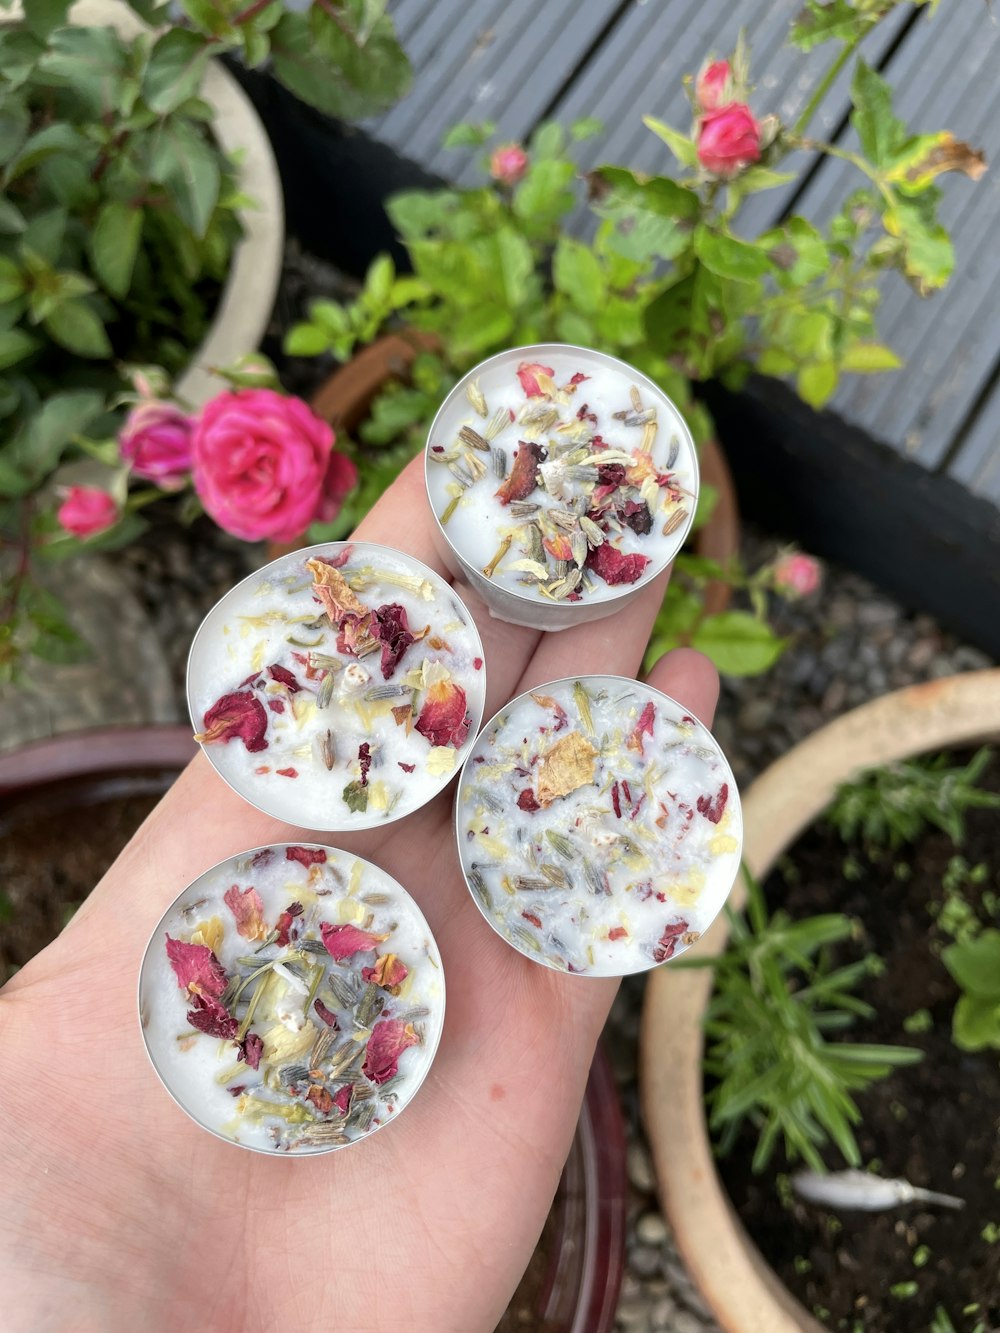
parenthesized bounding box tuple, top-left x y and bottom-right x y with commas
(139, 845, 445, 1154)
(456, 677, 741, 977)
(426, 348, 697, 606)
(188, 543, 486, 830)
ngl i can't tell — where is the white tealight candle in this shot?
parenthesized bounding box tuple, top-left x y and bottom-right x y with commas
(425, 344, 699, 630)
(138, 843, 445, 1154)
(456, 676, 741, 977)
(188, 542, 486, 830)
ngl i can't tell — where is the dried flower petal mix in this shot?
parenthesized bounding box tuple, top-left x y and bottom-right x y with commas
(188, 542, 486, 829)
(456, 676, 742, 977)
(426, 347, 697, 619)
(139, 845, 445, 1154)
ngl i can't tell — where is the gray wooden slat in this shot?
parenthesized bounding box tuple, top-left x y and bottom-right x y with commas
(368, 0, 623, 178)
(790, 5, 999, 466)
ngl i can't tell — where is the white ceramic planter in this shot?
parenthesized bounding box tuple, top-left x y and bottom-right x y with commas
(63, 0, 284, 407)
(639, 670, 1000, 1333)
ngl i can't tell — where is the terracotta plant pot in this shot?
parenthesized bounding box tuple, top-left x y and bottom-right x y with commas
(308, 334, 741, 612)
(0, 723, 626, 1332)
(638, 669, 1000, 1333)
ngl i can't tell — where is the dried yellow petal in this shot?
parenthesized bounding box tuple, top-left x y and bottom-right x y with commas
(536, 731, 599, 807)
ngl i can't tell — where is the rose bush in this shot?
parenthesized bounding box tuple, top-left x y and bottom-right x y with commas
(191, 389, 337, 543)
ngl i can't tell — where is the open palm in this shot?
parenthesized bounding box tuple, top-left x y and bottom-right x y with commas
(0, 457, 718, 1333)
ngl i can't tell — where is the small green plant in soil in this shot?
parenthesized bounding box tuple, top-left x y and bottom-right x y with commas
(697, 871, 922, 1173)
(826, 748, 1000, 853)
(941, 929, 1000, 1053)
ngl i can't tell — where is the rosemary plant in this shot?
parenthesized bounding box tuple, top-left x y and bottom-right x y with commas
(699, 872, 922, 1174)
(826, 748, 1000, 852)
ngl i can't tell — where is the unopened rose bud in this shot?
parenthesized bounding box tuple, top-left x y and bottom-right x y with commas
(490, 143, 529, 187)
(695, 59, 732, 112)
(697, 103, 762, 177)
(773, 552, 821, 598)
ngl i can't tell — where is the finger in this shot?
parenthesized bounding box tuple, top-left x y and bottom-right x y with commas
(351, 453, 454, 581)
(451, 579, 541, 723)
(514, 563, 672, 695)
(646, 645, 720, 727)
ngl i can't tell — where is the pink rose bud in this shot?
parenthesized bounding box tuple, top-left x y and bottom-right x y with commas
(695, 59, 732, 112)
(490, 143, 529, 187)
(773, 552, 822, 598)
(56, 486, 119, 538)
(191, 388, 334, 543)
(697, 103, 762, 177)
(314, 447, 359, 524)
(119, 402, 194, 488)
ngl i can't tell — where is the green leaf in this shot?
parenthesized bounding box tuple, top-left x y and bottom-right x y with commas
(342, 779, 369, 813)
(89, 201, 142, 299)
(790, 0, 878, 51)
(270, 9, 412, 121)
(386, 189, 461, 239)
(449, 303, 514, 360)
(593, 166, 699, 264)
(150, 119, 220, 238)
(0, 98, 29, 168)
(643, 115, 698, 168)
(25, 588, 90, 665)
(943, 930, 1000, 999)
(884, 197, 954, 293)
(441, 122, 494, 149)
(36, 26, 127, 118)
(839, 341, 902, 373)
(690, 610, 787, 676)
(952, 995, 1000, 1051)
(850, 59, 905, 168)
(0, 327, 38, 370)
(20, 207, 67, 265)
(143, 28, 209, 114)
(694, 227, 770, 284)
(762, 216, 829, 285)
(797, 360, 839, 408)
(570, 116, 603, 141)
(21, 0, 72, 41)
(553, 236, 605, 314)
(4, 123, 83, 181)
(43, 299, 112, 358)
(512, 158, 576, 226)
(12, 389, 104, 481)
(495, 229, 534, 308)
(530, 121, 565, 160)
(0, 255, 24, 302)
(0, 197, 26, 235)
(283, 322, 330, 356)
(732, 166, 797, 195)
(555, 308, 595, 347)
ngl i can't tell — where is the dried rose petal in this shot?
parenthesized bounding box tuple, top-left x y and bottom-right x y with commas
(372, 602, 415, 679)
(187, 993, 238, 1039)
(276, 767, 298, 778)
(522, 911, 543, 929)
(543, 533, 574, 562)
(275, 900, 304, 947)
(306, 557, 367, 623)
(237, 1032, 264, 1069)
(627, 701, 656, 756)
(320, 922, 389, 961)
(696, 784, 729, 824)
(653, 919, 689, 963)
(267, 699, 285, 714)
(165, 935, 228, 998)
(415, 680, 470, 748)
(306, 1085, 335, 1115)
(362, 953, 409, 994)
(392, 703, 414, 734)
(611, 781, 622, 818)
(623, 500, 653, 536)
(495, 441, 544, 506)
(517, 789, 541, 812)
(223, 884, 268, 941)
(398, 761, 415, 773)
(516, 361, 555, 398)
(358, 742, 372, 787)
(586, 542, 651, 587)
(362, 1018, 419, 1085)
(268, 663, 301, 692)
(194, 692, 268, 753)
(608, 926, 629, 942)
(331, 1085, 352, 1115)
(286, 846, 327, 867)
(314, 999, 339, 1029)
(596, 461, 626, 488)
(568, 372, 589, 386)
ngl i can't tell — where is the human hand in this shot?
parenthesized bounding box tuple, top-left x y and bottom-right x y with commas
(0, 457, 717, 1333)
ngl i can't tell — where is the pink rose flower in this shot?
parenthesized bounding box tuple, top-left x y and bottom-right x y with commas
(490, 143, 529, 187)
(314, 448, 359, 524)
(119, 402, 193, 488)
(697, 103, 762, 177)
(191, 389, 334, 543)
(696, 59, 732, 112)
(56, 486, 119, 538)
(773, 552, 821, 598)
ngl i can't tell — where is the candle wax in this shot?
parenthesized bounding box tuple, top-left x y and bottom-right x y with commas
(139, 844, 445, 1154)
(456, 676, 741, 977)
(188, 542, 486, 830)
(426, 348, 697, 609)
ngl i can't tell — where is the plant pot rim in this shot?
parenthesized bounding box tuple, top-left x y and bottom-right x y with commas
(639, 668, 1000, 1333)
(16, 0, 284, 411)
(0, 724, 197, 796)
